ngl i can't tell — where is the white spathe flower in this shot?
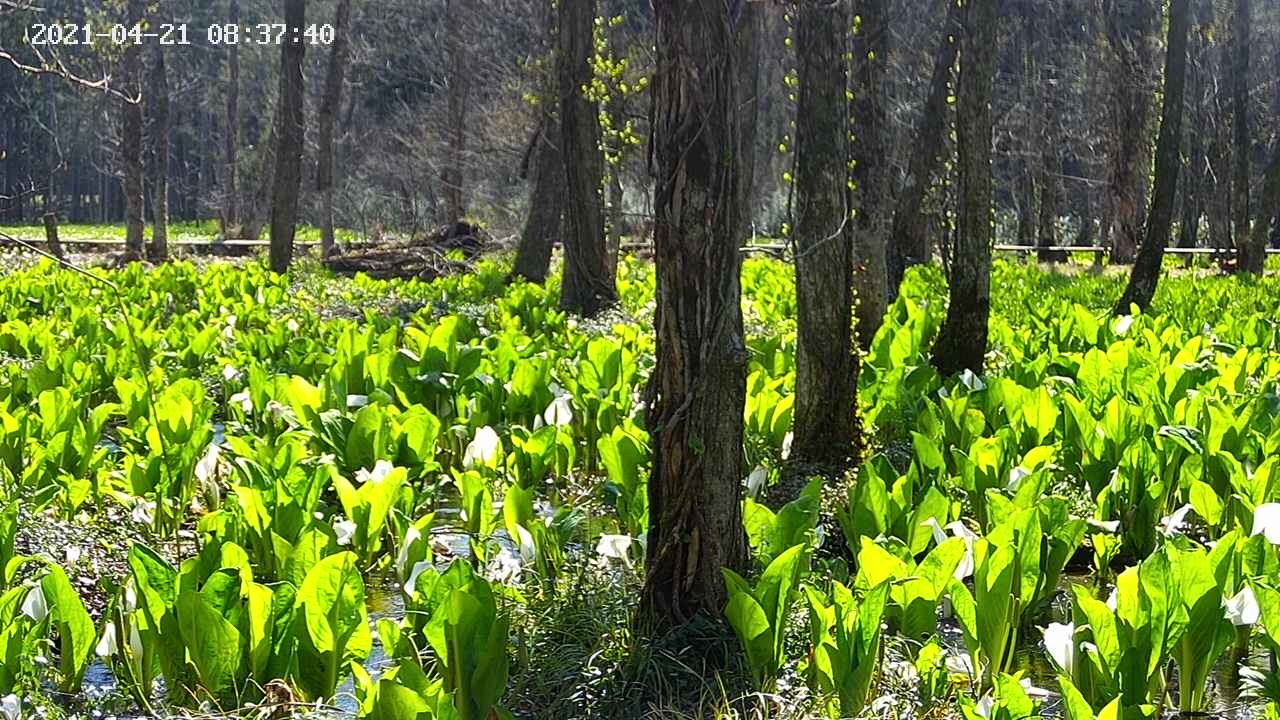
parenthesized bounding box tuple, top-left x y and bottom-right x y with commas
(346, 394, 370, 409)
(488, 546, 523, 585)
(223, 314, 238, 340)
(1042, 622, 1077, 677)
(1250, 503, 1280, 545)
(96, 623, 119, 657)
(745, 467, 767, 498)
(356, 460, 395, 485)
(922, 518, 977, 579)
(1007, 466, 1030, 493)
(1106, 588, 1118, 612)
(229, 390, 253, 413)
(543, 395, 574, 427)
(334, 518, 357, 546)
(403, 560, 433, 598)
(1224, 585, 1260, 627)
(1086, 518, 1121, 533)
(975, 694, 995, 720)
(781, 432, 794, 460)
(595, 534, 634, 569)
(514, 525, 538, 564)
(194, 443, 221, 484)
(64, 545, 82, 567)
(463, 426, 501, 469)
(396, 527, 423, 579)
(123, 581, 138, 613)
(0, 694, 19, 720)
(21, 585, 47, 623)
(1113, 315, 1134, 336)
(1158, 504, 1193, 536)
(131, 499, 156, 526)
(287, 318, 300, 334)
(129, 624, 143, 659)
(221, 365, 240, 382)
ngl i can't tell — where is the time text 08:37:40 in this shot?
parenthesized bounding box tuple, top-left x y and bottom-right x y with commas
(27, 23, 336, 47)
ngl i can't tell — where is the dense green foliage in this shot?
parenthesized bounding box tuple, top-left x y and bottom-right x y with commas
(1, 257, 1280, 717)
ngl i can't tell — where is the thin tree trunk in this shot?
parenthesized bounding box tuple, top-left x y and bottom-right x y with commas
(790, 0, 859, 470)
(443, 0, 468, 222)
(269, 0, 307, 273)
(1115, 0, 1191, 312)
(1102, 0, 1156, 264)
(558, 0, 616, 316)
(1178, 7, 1209, 268)
(1232, 0, 1258, 272)
(511, 0, 562, 284)
(148, 39, 170, 262)
(224, 0, 240, 235)
(642, 0, 757, 629)
(850, 0, 889, 350)
(121, 0, 146, 261)
(930, 0, 999, 377)
(317, 0, 352, 256)
(889, 0, 959, 298)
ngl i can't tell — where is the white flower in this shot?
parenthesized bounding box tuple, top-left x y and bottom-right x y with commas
(355, 460, 395, 485)
(975, 694, 994, 719)
(65, 546, 82, 567)
(221, 365, 240, 382)
(96, 623, 119, 657)
(595, 534, 634, 569)
(21, 585, 47, 623)
(1113, 315, 1134, 336)
(488, 546, 523, 584)
(944, 653, 976, 677)
(1250, 503, 1280, 545)
(229, 390, 253, 413)
(1106, 587, 1118, 612)
(1086, 518, 1121, 533)
(194, 443, 221, 485)
(463, 426, 501, 469)
(745, 467, 767, 498)
(396, 527, 423, 579)
(1224, 585, 1260, 627)
(1006, 466, 1030, 493)
(922, 519, 977, 579)
(346, 394, 369, 409)
(1043, 622, 1077, 677)
(131, 499, 156, 526)
(513, 525, 538, 564)
(543, 395, 574, 427)
(403, 560, 433, 597)
(334, 518, 357, 546)
(1158, 504, 1193, 536)
(123, 581, 138, 613)
(1, 694, 19, 720)
(129, 624, 143, 659)
(780, 432, 794, 460)
(223, 315, 238, 340)
(287, 318, 300, 334)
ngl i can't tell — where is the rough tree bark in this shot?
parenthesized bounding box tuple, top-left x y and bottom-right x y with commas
(850, 0, 889, 350)
(120, 0, 146, 261)
(317, 0, 353, 257)
(642, 0, 757, 628)
(1178, 6, 1209, 267)
(930, 0, 998, 377)
(558, 0, 616, 316)
(511, 0, 562, 284)
(148, 38, 170, 262)
(224, 0, 241, 235)
(790, 0, 859, 469)
(1102, 0, 1156, 264)
(1206, 8, 1233, 253)
(1231, 0, 1259, 272)
(1115, 0, 1191, 312)
(889, 0, 959, 298)
(268, 0, 306, 274)
(443, 0, 469, 222)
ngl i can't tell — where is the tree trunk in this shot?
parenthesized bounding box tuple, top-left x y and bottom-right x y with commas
(268, 0, 307, 273)
(443, 0, 469, 222)
(1102, 0, 1156, 264)
(1178, 8, 1209, 267)
(850, 0, 889, 350)
(642, 0, 757, 629)
(224, 0, 241, 235)
(511, 0, 562, 285)
(148, 40, 170, 262)
(1115, 0, 1191, 312)
(791, 0, 859, 469)
(120, 0, 146, 261)
(558, 0, 616, 316)
(889, 0, 959, 298)
(1231, 0, 1258, 272)
(317, 0, 353, 257)
(930, 0, 999, 377)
